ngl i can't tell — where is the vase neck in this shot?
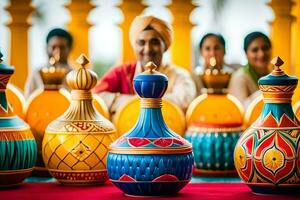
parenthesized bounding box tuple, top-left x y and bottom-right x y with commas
(0, 91, 14, 116)
(127, 98, 175, 138)
(59, 90, 99, 121)
(255, 102, 299, 128)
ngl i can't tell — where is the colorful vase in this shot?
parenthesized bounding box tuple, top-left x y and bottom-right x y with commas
(42, 54, 117, 185)
(107, 62, 194, 197)
(26, 64, 70, 176)
(234, 57, 300, 194)
(0, 52, 37, 187)
(185, 66, 244, 176)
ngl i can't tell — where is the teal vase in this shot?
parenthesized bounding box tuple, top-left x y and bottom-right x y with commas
(0, 52, 37, 187)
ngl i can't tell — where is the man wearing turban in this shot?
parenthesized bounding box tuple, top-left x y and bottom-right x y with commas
(94, 15, 196, 115)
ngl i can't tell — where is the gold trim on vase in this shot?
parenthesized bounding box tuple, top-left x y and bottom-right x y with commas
(187, 126, 244, 133)
(193, 168, 237, 176)
(0, 168, 34, 174)
(109, 147, 193, 154)
(259, 85, 297, 93)
(140, 98, 162, 108)
(0, 129, 34, 140)
(246, 182, 300, 187)
(251, 125, 300, 130)
(263, 98, 292, 103)
(45, 129, 116, 135)
(71, 90, 93, 100)
(0, 125, 30, 131)
(110, 179, 191, 183)
(48, 169, 108, 185)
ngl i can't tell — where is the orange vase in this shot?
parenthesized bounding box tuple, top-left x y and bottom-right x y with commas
(185, 67, 244, 176)
(26, 66, 70, 176)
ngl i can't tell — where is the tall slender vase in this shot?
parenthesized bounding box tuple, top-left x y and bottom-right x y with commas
(26, 65, 70, 176)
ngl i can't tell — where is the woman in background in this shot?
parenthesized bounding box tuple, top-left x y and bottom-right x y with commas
(228, 31, 271, 108)
(193, 33, 233, 95)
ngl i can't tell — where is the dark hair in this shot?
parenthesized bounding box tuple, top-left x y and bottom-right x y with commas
(46, 28, 73, 48)
(199, 33, 226, 51)
(244, 31, 271, 52)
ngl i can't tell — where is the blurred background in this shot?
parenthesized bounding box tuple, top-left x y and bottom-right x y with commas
(0, 0, 299, 98)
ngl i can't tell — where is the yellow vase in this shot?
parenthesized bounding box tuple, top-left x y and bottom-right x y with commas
(26, 66, 70, 176)
(42, 54, 117, 185)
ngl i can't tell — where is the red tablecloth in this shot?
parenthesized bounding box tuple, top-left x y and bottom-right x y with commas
(0, 182, 299, 200)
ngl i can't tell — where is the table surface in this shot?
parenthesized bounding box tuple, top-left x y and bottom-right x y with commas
(1, 176, 300, 200)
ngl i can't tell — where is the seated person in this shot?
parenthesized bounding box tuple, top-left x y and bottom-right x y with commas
(193, 33, 233, 95)
(228, 31, 271, 108)
(24, 28, 73, 98)
(94, 15, 196, 115)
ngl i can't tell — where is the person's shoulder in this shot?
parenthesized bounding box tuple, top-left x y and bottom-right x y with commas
(168, 64, 191, 76)
(222, 64, 234, 73)
(232, 66, 248, 78)
(28, 66, 43, 77)
(110, 62, 137, 72)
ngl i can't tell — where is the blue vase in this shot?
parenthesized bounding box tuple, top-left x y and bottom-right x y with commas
(107, 62, 194, 196)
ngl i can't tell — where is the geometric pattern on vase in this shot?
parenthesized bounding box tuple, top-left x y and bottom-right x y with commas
(43, 133, 113, 170)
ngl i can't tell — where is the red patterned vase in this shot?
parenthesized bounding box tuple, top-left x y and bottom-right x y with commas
(234, 56, 300, 194)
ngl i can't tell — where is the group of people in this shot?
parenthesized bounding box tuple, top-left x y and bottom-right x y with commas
(25, 15, 272, 116)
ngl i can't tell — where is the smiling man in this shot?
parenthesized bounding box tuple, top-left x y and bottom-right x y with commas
(94, 15, 196, 115)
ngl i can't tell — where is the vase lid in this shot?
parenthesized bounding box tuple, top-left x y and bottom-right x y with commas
(0, 52, 22, 117)
(66, 54, 98, 91)
(258, 56, 298, 104)
(258, 56, 297, 86)
(110, 61, 192, 154)
(134, 62, 168, 98)
(253, 56, 300, 129)
(0, 51, 14, 75)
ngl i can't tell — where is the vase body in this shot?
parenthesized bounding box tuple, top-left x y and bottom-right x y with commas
(234, 59, 300, 194)
(107, 62, 194, 196)
(0, 56, 37, 187)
